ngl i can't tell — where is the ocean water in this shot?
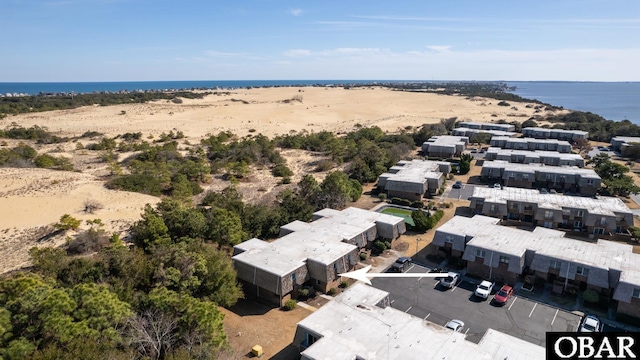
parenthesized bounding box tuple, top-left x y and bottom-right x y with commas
(2, 80, 639, 125)
(0, 80, 378, 95)
(507, 81, 640, 124)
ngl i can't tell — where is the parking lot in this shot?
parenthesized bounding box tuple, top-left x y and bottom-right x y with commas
(371, 263, 581, 346)
(445, 183, 479, 200)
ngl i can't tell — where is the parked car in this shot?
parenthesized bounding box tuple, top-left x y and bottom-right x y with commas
(390, 257, 412, 273)
(470, 149, 478, 153)
(474, 280, 494, 299)
(493, 183, 501, 189)
(445, 319, 465, 332)
(492, 285, 514, 306)
(540, 188, 548, 194)
(439, 272, 460, 289)
(550, 189, 557, 194)
(579, 315, 603, 332)
(452, 181, 463, 189)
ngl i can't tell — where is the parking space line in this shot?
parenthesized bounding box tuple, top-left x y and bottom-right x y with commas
(405, 306, 412, 313)
(434, 281, 439, 287)
(407, 264, 415, 272)
(551, 309, 558, 325)
(424, 313, 431, 320)
(464, 328, 470, 335)
(451, 281, 461, 292)
(528, 303, 537, 317)
(391, 300, 395, 304)
(508, 296, 517, 310)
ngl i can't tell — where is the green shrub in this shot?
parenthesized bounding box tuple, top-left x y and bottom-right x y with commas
(377, 193, 387, 202)
(410, 201, 424, 208)
(298, 288, 310, 297)
(283, 299, 297, 311)
(372, 240, 387, 255)
(582, 289, 599, 303)
(339, 281, 349, 289)
(391, 197, 411, 206)
(272, 163, 293, 177)
(327, 288, 337, 296)
(359, 252, 368, 261)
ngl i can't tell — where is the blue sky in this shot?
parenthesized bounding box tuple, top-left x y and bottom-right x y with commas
(2, 0, 640, 81)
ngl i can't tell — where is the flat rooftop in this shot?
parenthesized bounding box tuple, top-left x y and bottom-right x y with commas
(380, 159, 444, 184)
(425, 135, 469, 145)
(441, 215, 640, 280)
(482, 160, 600, 178)
(491, 136, 572, 146)
(453, 127, 517, 137)
(485, 147, 584, 161)
(298, 283, 545, 360)
(458, 121, 515, 130)
(470, 186, 631, 216)
(523, 127, 589, 136)
(612, 136, 640, 143)
(234, 207, 404, 276)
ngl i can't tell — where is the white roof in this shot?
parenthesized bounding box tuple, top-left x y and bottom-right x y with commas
(523, 127, 588, 136)
(482, 160, 600, 178)
(299, 283, 544, 360)
(471, 187, 631, 216)
(441, 215, 640, 281)
(485, 147, 584, 161)
(234, 207, 403, 276)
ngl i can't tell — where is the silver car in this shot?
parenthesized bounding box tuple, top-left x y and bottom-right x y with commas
(439, 272, 460, 289)
(445, 319, 465, 332)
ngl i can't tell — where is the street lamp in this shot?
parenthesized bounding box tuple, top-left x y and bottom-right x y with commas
(416, 237, 422, 255)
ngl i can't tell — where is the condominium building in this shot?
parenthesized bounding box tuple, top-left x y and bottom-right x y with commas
(521, 127, 588, 141)
(377, 159, 452, 200)
(451, 127, 518, 138)
(457, 121, 516, 132)
(469, 186, 633, 236)
(490, 136, 573, 153)
(484, 147, 584, 167)
(480, 160, 601, 196)
(422, 135, 469, 158)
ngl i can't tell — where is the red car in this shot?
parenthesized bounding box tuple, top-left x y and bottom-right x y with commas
(493, 285, 514, 305)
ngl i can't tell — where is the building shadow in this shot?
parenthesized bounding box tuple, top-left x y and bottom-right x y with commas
(227, 297, 274, 317)
(269, 344, 301, 360)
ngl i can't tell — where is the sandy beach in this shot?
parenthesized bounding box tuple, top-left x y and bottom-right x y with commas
(0, 86, 564, 274)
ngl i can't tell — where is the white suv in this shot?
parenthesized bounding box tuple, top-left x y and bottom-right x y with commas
(474, 280, 494, 299)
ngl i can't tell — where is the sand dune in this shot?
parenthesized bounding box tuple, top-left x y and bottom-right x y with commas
(0, 86, 564, 274)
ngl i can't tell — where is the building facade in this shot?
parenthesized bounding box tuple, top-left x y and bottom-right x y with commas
(232, 207, 406, 307)
(469, 186, 633, 236)
(433, 215, 640, 319)
(521, 127, 588, 141)
(490, 136, 573, 153)
(480, 161, 601, 196)
(377, 159, 451, 200)
(422, 135, 469, 158)
(484, 147, 584, 167)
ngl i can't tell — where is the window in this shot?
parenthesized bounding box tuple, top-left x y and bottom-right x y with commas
(545, 210, 554, 219)
(333, 263, 339, 273)
(634, 288, 640, 299)
(445, 235, 453, 243)
(587, 179, 595, 185)
(522, 174, 529, 180)
(490, 204, 496, 212)
(499, 255, 510, 264)
(508, 173, 515, 178)
(574, 221, 583, 229)
(575, 210, 584, 217)
(600, 217, 607, 226)
(550, 260, 561, 270)
(576, 266, 589, 276)
(562, 209, 570, 216)
(593, 228, 605, 235)
(546, 174, 554, 180)
(476, 250, 486, 258)
(543, 221, 553, 228)
(291, 273, 297, 283)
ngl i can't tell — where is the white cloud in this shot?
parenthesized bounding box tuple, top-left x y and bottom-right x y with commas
(275, 46, 640, 81)
(425, 45, 451, 53)
(290, 8, 303, 16)
(283, 49, 312, 57)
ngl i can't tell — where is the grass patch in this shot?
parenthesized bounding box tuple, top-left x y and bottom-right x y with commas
(380, 207, 415, 227)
